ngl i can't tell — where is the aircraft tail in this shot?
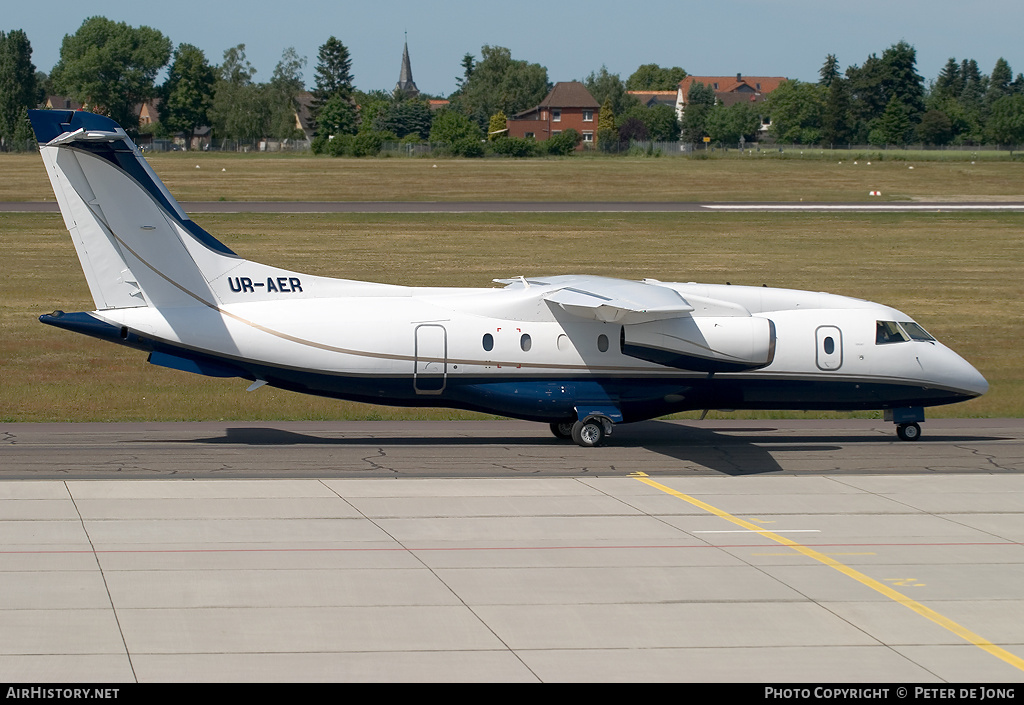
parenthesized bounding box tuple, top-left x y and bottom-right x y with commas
(28, 110, 240, 311)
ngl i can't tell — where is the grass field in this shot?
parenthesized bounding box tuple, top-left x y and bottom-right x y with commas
(3, 151, 1024, 203)
(1, 210, 1019, 422)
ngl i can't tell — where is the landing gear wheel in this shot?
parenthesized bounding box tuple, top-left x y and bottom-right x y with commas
(897, 422, 921, 441)
(550, 422, 574, 440)
(571, 419, 605, 448)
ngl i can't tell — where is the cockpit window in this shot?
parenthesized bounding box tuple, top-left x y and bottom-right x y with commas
(876, 320, 909, 344)
(900, 321, 936, 342)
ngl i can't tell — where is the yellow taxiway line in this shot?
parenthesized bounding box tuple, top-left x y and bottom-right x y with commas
(632, 473, 1024, 673)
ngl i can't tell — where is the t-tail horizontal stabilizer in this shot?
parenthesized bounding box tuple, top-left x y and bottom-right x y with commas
(28, 110, 239, 312)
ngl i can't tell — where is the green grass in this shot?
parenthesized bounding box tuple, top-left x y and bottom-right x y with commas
(1, 210, 1019, 422)
(3, 151, 1023, 203)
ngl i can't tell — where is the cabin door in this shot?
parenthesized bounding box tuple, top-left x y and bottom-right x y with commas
(815, 325, 843, 370)
(414, 324, 447, 394)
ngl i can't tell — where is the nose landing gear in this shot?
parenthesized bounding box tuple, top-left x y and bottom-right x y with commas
(886, 407, 925, 441)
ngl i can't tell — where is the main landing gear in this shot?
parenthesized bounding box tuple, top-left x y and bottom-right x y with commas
(549, 418, 611, 447)
(550, 405, 624, 448)
(886, 407, 925, 442)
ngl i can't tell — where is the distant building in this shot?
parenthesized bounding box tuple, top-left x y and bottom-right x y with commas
(506, 81, 600, 149)
(394, 39, 419, 98)
(44, 96, 84, 111)
(676, 73, 786, 133)
(627, 90, 677, 109)
(294, 91, 316, 140)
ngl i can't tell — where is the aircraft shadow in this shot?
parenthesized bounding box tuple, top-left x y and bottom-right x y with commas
(149, 420, 1009, 477)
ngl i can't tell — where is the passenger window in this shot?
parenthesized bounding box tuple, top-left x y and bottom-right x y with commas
(597, 334, 609, 352)
(482, 333, 494, 352)
(823, 336, 835, 355)
(876, 321, 908, 344)
(520, 334, 532, 352)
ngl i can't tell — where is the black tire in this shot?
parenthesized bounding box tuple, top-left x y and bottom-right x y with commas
(571, 419, 604, 447)
(897, 423, 921, 441)
(550, 422, 574, 440)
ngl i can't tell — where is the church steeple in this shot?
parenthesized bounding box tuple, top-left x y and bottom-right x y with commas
(395, 34, 419, 98)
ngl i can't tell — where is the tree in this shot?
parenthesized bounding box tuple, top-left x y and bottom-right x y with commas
(450, 45, 548, 129)
(881, 41, 924, 118)
(596, 97, 617, 151)
(985, 58, 1014, 110)
(706, 101, 761, 144)
(311, 93, 357, 146)
(818, 54, 840, 88)
(311, 37, 352, 104)
(544, 128, 580, 155)
(985, 93, 1024, 149)
(209, 44, 265, 142)
(933, 58, 963, 103)
(373, 97, 433, 140)
(618, 116, 648, 142)
(585, 66, 636, 117)
(160, 44, 215, 146)
(643, 103, 681, 141)
(869, 96, 913, 146)
(821, 76, 853, 145)
(767, 79, 825, 144)
(619, 102, 679, 142)
(626, 64, 686, 91)
(680, 81, 715, 143)
(844, 42, 924, 142)
(266, 47, 306, 140)
(50, 17, 171, 133)
(916, 109, 954, 145)
(487, 110, 507, 140)
(455, 53, 474, 92)
(0, 29, 37, 150)
(431, 109, 482, 143)
(310, 37, 353, 132)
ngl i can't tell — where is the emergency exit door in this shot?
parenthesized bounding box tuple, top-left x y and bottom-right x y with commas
(414, 324, 447, 394)
(815, 326, 843, 370)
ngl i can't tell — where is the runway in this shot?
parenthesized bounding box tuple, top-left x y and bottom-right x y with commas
(4, 200, 1024, 213)
(1, 419, 1023, 682)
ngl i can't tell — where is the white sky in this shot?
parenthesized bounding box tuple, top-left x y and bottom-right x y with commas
(8, 0, 1024, 96)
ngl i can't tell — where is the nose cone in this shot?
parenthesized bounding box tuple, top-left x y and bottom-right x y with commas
(928, 343, 988, 399)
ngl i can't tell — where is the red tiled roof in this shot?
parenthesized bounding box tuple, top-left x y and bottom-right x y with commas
(678, 75, 786, 95)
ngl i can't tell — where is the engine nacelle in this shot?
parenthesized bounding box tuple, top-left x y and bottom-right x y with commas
(621, 316, 775, 372)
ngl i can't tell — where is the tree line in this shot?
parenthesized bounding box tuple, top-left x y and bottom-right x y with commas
(766, 42, 1024, 147)
(2, 18, 1023, 153)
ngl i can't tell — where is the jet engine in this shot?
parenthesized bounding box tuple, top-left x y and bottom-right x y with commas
(620, 315, 775, 372)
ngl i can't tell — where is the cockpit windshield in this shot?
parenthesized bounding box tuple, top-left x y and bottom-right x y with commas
(900, 321, 936, 342)
(876, 320, 936, 344)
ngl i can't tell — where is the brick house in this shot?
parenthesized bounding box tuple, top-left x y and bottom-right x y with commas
(506, 81, 600, 149)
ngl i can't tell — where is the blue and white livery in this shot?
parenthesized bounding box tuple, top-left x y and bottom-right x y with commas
(28, 110, 988, 446)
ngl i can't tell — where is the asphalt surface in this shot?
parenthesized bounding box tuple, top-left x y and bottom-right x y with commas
(2, 418, 1023, 479)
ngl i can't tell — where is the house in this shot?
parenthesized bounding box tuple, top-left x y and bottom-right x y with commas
(627, 90, 677, 109)
(506, 81, 600, 149)
(137, 100, 161, 126)
(44, 96, 85, 111)
(676, 74, 786, 134)
(294, 91, 316, 141)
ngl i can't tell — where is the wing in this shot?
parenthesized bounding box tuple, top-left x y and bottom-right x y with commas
(494, 275, 773, 371)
